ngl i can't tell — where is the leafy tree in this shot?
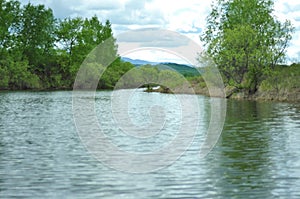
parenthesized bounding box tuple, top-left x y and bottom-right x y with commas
(56, 17, 119, 85)
(114, 65, 145, 89)
(91, 20, 118, 67)
(98, 60, 135, 89)
(201, 0, 294, 93)
(0, 0, 135, 91)
(18, 3, 56, 76)
(0, 0, 20, 53)
(0, 57, 40, 89)
(79, 16, 104, 50)
(74, 62, 104, 90)
(158, 69, 184, 90)
(139, 65, 159, 83)
(0, 62, 9, 89)
(56, 17, 83, 65)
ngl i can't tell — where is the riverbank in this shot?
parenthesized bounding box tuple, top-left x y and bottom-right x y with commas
(146, 63, 300, 103)
(227, 64, 300, 102)
(228, 89, 300, 102)
(0, 64, 300, 103)
(147, 84, 300, 103)
(1, 83, 299, 103)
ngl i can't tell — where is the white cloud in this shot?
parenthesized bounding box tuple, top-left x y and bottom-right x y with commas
(274, 0, 300, 61)
(19, 0, 300, 62)
(124, 50, 191, 65)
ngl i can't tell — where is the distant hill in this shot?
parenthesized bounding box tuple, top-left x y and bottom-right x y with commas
(156, 63, 200, 77)
(121, 57, 201, 77)
(121, 57, 159, 66)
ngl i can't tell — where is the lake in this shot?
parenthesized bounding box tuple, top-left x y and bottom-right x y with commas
(0, 90, 300, 198)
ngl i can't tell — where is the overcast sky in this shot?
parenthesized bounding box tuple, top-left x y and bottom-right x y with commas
(20, 0, 300, 64)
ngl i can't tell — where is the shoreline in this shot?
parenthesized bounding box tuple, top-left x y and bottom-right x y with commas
(1, 86, 299, 103)
(228, 90, 300, 103)
(146, 85, 300, 103)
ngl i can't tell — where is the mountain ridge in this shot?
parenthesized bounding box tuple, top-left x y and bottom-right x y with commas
(121, 57, 200, 76)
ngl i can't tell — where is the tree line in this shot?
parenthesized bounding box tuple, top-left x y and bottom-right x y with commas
(0, 0, 134, 90)
(1, 0, 298, 96)
(200, 0, 295, 95)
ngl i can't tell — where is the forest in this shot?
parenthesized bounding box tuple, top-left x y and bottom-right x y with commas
(0, 0, 137, 90)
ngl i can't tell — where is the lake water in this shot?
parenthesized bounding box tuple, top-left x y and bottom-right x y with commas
(0, 90, 300, 198)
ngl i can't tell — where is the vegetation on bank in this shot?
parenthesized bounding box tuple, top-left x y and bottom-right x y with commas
(260, 63, 300, 93)
(254, 63, 300, 101)
(200, 0, 297, 97)
(0, 0, 299, 102)
(0, 0, 134, 90)
(114, 64, 186, 90)
(179, 63, 300, 102)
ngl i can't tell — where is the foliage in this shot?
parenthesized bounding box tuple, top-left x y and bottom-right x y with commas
(74, 63, 104, 90)
(0, 0, 20, 50)
(201, 0, 294, 93)
(99, 59, 134, 89)
(18, 3, 56, 70)
(0, 0, 132, 90)
(158, 69, 185, 89)
(0, 56, 40, 89)
(155, 63, 200, 77)
(260, 63, 300, 92)
(115, 64, 187, 90)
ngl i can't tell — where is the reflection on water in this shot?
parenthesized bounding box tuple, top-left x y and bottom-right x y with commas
(0, 91, 300, 198)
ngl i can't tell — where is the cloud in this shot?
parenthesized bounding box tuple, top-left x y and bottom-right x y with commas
(84, 0, 122, 10)
(273, 0, 300, 60)
(282, 2, 300, 13)
(117, 29, 202, 66)
(108, 10, 165, 26)
(49, 1, 77, 18)
(18, 0, 300, 62)
(116, 29, 190, 48)
(178, 25, 202, 34)
(124, 50, 191, 64)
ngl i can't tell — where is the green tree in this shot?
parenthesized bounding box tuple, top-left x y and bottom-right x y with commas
(18, 3, 56, 76)
(158, 69, 184, 90)
(56, 17, 83, 66)
(201, 0, 294, 93)
(0, 57, 40, 89)
(56, 17, 118, 85)
(98, 60, 134, 89)
(0, 0, 133, 91)
(0, 0, 20, 54)
(0, 62, 9, 89)
(74, 62, 104, 90)
(92, 20, 118, 67)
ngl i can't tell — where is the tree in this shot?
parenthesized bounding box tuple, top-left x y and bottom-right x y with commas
(56, 17, 118, 83)
(92, 20, 118, 67)
(0, 0, 132, 90)
(0, 0, 41, 90)
(98, 60, 134, 89)
(200, 0, 294, 93)
(56, 17, 83, 65)
(0, 57, 40, 89)
(18, 3, 56, 75)
(0, 0, 20, 53)
(158, 69, 184, 90)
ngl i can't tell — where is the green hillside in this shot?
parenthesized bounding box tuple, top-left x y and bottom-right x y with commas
(155, 63, 201, 77)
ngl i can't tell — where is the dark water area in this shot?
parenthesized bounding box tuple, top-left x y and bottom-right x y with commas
(0, 91, 300, 198)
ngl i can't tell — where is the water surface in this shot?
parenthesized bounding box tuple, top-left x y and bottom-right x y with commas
(0, 91, 300, 198)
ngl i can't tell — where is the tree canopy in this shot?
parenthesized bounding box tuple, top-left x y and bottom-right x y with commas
(0, 0, 134, 90)
(200, 0, 294, 93)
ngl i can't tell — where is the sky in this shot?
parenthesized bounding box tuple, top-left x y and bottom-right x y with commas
(20, 0, 300, 64)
